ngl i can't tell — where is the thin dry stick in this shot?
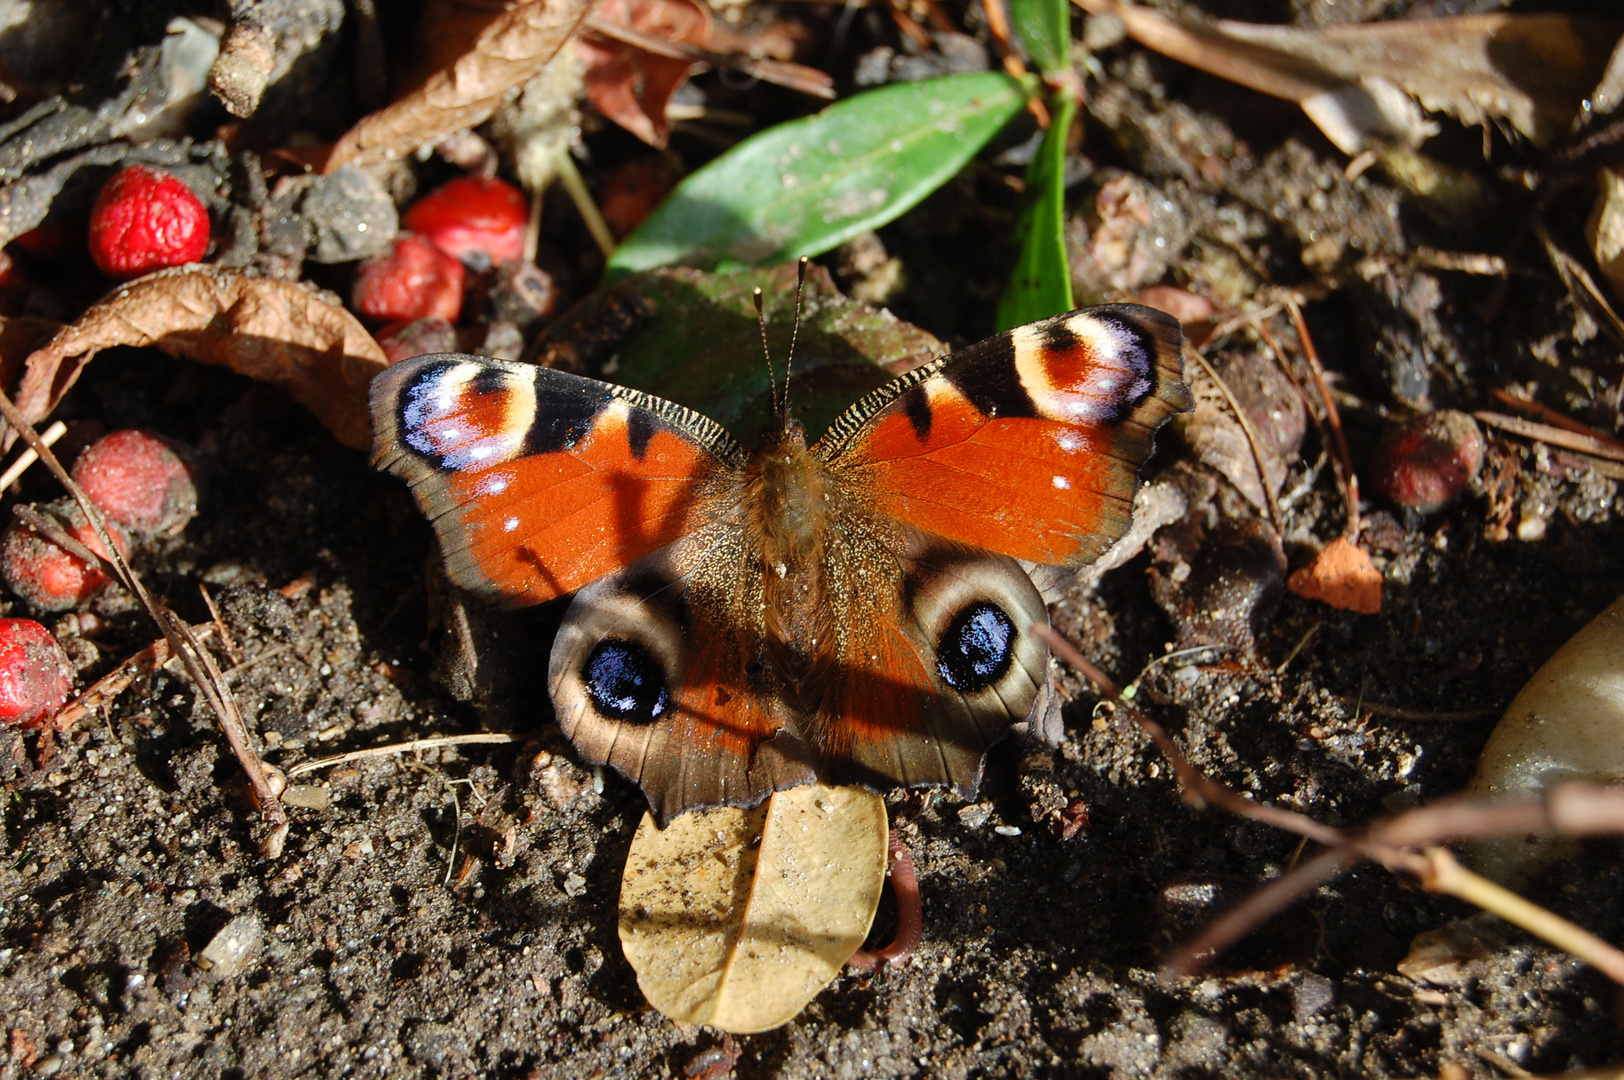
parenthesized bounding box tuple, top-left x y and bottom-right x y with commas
(581, 16, 835, 99)
(1286, 298, 1360, 539)
(0, 419, 65, 490)
(1190, 348, 1283, 529)
(199, 583, 243, 664)
(52, 623, 218, 732)
(1488, 388, 1624, 455)
(0, 388, 286, 830)
(285, 733, 519, 779)
(554, 152, 616, 259)
(1037, 624, 1624, 985)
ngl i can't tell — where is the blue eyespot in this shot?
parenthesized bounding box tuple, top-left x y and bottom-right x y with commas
(584, 640, 671, 723)
(937, 602, 1016, 692)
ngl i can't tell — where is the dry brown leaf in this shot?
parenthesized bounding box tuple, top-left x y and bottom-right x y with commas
(13, 268, 386, 451)
(1287, 536, 1382, 615)
(1075, 0, 1620, 152)
(578, 0, 709, 148)
(619, 784, 888, 1034)
(0, 316, 62, 394)
(1175, 350, 1303, 515)
(325, 0, 595, 172)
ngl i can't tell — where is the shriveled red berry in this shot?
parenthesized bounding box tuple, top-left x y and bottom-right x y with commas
(71, 430, 198, 535)
(378, 316, 459, 364)
(599, 157, 680, 238)
(1368, 410, 1485, 515)
(0, 618, 71, 728)
(88, 166, 210, 280)
(1, 500, 131, 612)
(403, 176, 527, 268)
(353, 234, 465, 325)
(11, 219, 78, 259)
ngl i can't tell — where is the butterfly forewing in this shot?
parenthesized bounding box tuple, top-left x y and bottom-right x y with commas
(370, 354, 746, 607)
(814, 305, 1190, 567)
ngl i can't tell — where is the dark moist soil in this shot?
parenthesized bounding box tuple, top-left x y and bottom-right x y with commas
(3, 3, 1624, 1080)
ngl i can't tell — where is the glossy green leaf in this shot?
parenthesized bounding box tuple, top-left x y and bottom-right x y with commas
(1010, 0, 1071, 75)
(608, 72, 1027, 277)
(996, 94, 1076, 332)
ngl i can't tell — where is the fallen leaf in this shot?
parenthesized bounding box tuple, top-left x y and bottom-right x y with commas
(1175, 349, 1304, 515)
(543, 263, 945, 446)
(577, 0, 709, 148)
(325, 0, 595, 171)
(1397, 915, 1504, 987)
(1074, 0, 1620, 152)
(12, 267, 386, 450)
(619, 783, 888, 1034)
(0, 316, 61, 392)
(1287, 536, 1382, 615)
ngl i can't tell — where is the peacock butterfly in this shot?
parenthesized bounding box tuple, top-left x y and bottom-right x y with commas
(370, 295, 1191, 823)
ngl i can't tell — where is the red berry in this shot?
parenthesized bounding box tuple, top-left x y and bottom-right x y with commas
(71, 430, 198, 534)
(378, 316, 459, 364)
(1, 500, 131, 612)
(599, 157, 679, 239)
(0, 618, 71, 728)
(10, 219, 78, 259)
(1367, 410, 1485, 515)
(353, 234, 465, 325)
(402, 177, 527, 267)
(88, 166, 211, 280)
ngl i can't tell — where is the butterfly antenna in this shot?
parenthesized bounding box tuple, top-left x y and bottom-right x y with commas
(753, 286, 781, 420)
(784, 256, 809, 417)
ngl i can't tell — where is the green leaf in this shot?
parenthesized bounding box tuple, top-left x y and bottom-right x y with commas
(995, 94, 1076, 332)
(1010, 0, 1071, 75)
(608, 72, 1027, 277)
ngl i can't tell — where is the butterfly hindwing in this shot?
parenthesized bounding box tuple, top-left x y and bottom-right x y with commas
(370, 354, 746, 607)
(814, 304, 1191, 567)
(548, 528, 817, 824)
(810, 528, 1050, 797)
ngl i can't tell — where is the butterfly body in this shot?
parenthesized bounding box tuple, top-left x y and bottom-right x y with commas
(372, 302, 1190, 822)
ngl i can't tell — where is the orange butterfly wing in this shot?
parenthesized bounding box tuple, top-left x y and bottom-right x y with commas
(370, 355, 746, 606)
(814, 304, 1191, 566)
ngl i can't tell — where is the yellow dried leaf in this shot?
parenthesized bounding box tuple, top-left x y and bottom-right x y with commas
(325, 0, 595, 171)
(619, 784, 888, 1034)
(12, 267, 386, 450)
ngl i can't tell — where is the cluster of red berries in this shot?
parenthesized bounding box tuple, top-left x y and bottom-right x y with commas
(355, 176, 528, 335)
(0, 431, 198, 726)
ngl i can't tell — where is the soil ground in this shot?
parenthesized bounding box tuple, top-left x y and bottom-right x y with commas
(2, 2, 1624, 1078)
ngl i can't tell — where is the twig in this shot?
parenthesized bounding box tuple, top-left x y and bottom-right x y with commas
(0, 419, 64, 491)
(199, 583, 243, 665)
(1286, 298, 1360, 539)
(1036, 623, 1624, 985)
(1487, 389, 1624, 455)
(1190, 348, 1283, 529)
(1474, 411, 1624, 465)
(51, 623, 218, 732)
(581, 16, 835, 99)
(284, 733, 519, 779)
(0, 388, 286, 835)
(553, 152, 616, 260)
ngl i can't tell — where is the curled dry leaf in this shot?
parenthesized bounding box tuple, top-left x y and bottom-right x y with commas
(1076, 0, 1619, 152)
(578, 0, 709, 148)
(1287, 536, 1382, 615)
(619, 783, 888, 1034)
(1176, 349, 1304, 516)
(325, 0, 596, 172)
(12, 267, 386, 450)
